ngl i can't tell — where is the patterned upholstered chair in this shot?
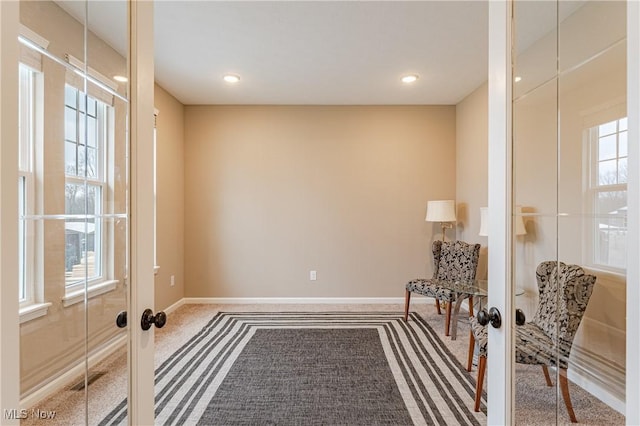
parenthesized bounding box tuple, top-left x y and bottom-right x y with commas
(467, 261, 596, 423)
(404, 240, 481, 336)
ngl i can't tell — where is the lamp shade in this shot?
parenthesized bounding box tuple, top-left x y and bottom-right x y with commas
(515, 206, 527, 236)
(479, 206, 527, 236)
(426, 200, 456, 222)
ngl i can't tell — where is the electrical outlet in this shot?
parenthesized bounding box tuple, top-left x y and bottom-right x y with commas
(170, 275, 175, 286)
(310, 270, 317, 281)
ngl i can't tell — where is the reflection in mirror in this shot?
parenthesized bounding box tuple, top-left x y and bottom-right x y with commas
(513, 0, 626, 424)
(85, 1, 129, 423)
(513, 0, 558, 99)
(18, 1, 130, 424)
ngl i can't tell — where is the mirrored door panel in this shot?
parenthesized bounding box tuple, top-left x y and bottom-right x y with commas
(18, 1, 130, 424)
(557, 1, 626, 422)
(513, 0, 626, 424)
(512, 1, 561, 417)
(85, 1, 129, 423)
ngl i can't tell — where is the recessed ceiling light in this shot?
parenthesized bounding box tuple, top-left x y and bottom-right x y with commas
(113, 75, 128, 83)
(223, 74, 241, 83)
(401, 74, 419, 84)
(514, 76, 522, 83)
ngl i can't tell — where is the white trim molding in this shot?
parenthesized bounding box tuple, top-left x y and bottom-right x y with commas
(627, 1, 640, 423)
(487, 0, 513, 424)
(61, 280, 119, 308)
(162, 298, 185, 315)
(19, 334, 126, 411)
(568, 345, 625, 414)
(1, 1, 21, 421)
(181, 297, 429, 305)
(18, 302, 52, 324)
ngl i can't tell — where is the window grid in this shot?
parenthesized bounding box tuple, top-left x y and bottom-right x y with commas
(64, 85, 107, 289)
(589, 117, 627, 271)
(18, 64, 36, 306)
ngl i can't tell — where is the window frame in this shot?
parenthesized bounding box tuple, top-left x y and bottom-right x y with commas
(585, 116, 628, 274)
(63, 84, 110, 294)
(18, 64, 37, 308)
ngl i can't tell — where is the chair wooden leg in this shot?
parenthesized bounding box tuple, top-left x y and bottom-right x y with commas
(434, 297, 442, 315)
(541, 365, 553, 386)
(444, 301, 452, 336)
(474, 356, 486, 412)
(467, 330, 475, 372)
(404, 290, 411, 322)
(559, 368, 578, 423)
(468, 296, 474, 317)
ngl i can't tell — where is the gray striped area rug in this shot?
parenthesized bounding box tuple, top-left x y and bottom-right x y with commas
(100, 311, 486, 425)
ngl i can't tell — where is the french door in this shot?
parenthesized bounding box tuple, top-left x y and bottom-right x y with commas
(0, 1, 155, 424)
(487, 0, 639, 424)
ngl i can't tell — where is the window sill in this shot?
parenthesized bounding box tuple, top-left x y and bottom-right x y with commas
(19, 302, 53, 324)
(62, 279, 119, 308)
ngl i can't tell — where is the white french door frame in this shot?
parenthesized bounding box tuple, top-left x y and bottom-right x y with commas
(486, 1, 514, 423)
(626, 1, 640, 423)
(0, 1, 21, 423)
(0, 1, 156, 424)
(129, 0, 156, 424)
(488, 1, 640, 424)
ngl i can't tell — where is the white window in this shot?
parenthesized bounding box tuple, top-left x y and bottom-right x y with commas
(587, 117, 627, 271)
(18, 64, 36, 306)
(64, 85, 109, 290)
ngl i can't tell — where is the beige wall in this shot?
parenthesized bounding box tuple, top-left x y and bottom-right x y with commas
(154, 84, 185, 311)
(184, 105, 456, 298)
(455, 82, 488, 279)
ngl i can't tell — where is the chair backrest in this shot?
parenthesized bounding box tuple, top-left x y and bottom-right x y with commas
(531, 261, 597, 354)
(431, 240, 481, 282)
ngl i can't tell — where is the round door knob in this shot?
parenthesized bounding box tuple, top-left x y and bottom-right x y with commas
(141, 309, 167, 330)
(116, 311, 127, 328)
(154, 311, 167, 328)
(515, 308, 526, 326)
(477, 307, 502, 329)
(477, 309, 490, 326)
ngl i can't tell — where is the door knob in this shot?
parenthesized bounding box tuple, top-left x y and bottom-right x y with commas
(141, 309, 167, 330)
(116, 311, 127, 328)
(477, 307, 502, 329)
(477, 308, 525, 328)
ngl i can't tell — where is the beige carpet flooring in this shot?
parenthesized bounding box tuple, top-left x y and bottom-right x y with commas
(23, 303, 625, 425)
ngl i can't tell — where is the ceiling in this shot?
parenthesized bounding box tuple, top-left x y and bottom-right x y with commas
(59, 1, 492, 105)
(154, 1, 489, 105)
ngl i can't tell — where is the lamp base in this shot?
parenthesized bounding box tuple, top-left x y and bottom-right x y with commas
(440, 222, 454, 242)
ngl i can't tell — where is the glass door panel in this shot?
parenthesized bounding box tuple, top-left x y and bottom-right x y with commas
(19, 1, 92, 423)
(17, 0, 130, 424)
(513, 0, 561, 423)
(85, 1, 129, 423)
(512, 0, 558, 100)
(557, 1, 627, 422)
(512, 0, 627, 423)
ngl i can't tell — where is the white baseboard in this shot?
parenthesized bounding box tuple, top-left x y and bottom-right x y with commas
(568, 368, 625, 414)
(181, 296, 431, 305)
(567, 344, 626, 414)
(20, 334, 127, 410)
(163, 297, 186, 315)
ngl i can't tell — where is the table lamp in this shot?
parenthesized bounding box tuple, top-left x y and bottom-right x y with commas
(426, 200, 456, 241)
